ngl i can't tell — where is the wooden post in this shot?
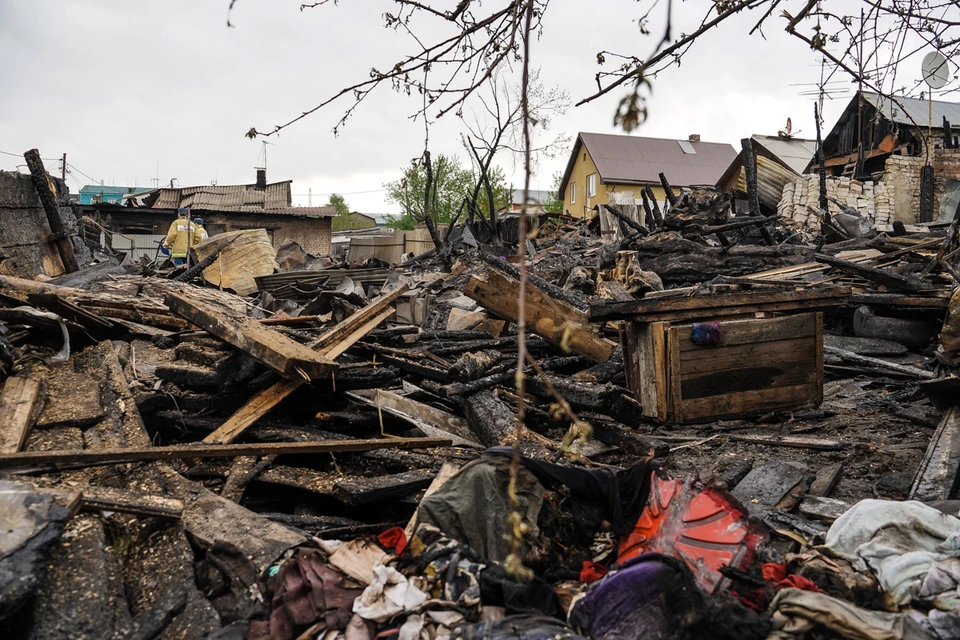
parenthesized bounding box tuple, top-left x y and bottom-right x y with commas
(23, 149, 79, 273)
(814, 104, 829, 220)
(741, 138, 761, 217)
(658, 173, 678, 207)
(944, 118, 954, 150)
(643, 186, 663, 226)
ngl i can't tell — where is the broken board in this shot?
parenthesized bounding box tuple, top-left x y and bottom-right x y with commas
(165, 291, 335, 380)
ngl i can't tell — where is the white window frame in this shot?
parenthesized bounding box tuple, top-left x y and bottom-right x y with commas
(570, 182, 576, 204)
(587, 173, 597, 198)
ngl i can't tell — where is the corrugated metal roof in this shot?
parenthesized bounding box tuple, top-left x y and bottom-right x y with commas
(577, 132, 737, 188)
(150, 181, 292, 212)
(264, 206, 337, 218)
(862, 92, 960, 129)
(753, 135, 818, 174)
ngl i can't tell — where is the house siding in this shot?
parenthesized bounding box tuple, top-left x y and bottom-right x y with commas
(561, 148, 670, 218)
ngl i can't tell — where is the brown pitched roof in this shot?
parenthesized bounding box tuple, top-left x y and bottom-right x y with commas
(148, 181, 293, 212)
(559, 132, 738, 197)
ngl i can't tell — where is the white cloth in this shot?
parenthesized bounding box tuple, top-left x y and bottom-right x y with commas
(353, 565, 427, 623)
(823, 500, 960, 607)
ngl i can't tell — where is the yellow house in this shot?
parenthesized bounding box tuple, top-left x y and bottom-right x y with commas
(558, 132, 738, 218)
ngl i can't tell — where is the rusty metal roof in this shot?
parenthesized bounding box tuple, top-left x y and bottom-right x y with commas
(150, 181, 292, 212)
(559, 133, 737, 197)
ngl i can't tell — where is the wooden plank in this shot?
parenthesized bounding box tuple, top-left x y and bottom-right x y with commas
(80, 486, 184, 519)
(849, 293, 950, 308)
(347, 389, 482, 448)
(680, 364, 817, 400)
(814, 253, 934, 292)
(676, 313, 816, 352)
(679, 383, 819, 422)
(667, 326, 682, 423)
(809, 462, 843, 497)
(814, 313, 824, 406)
(0, 436, 452, 469)
(910, 406, 960, 502)
(165, 291, 336, 380)
(824, 346, 936, 379)
(0, 373, 42, 453)
(589, 287, 850, 321)
(198, 287, 407, 447)
(333, 469, 436, 505)
(678, 337, 816, 375)
(464, 268, 617, 362)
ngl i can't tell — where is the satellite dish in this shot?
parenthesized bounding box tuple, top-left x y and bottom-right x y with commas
(922, 51, 949, 90)
(786, 118, 793, 135)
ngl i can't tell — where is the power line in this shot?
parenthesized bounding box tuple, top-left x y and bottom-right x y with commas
(66, 163, 100, 186)
(0, 149, 60, 162)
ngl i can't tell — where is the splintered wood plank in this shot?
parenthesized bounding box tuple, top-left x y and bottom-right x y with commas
(0, 373, 42, 453)
(347, 389, 482, 448)
(164, 291, 336, 380)
(0, 436, 452, 469)
(675, 313, 817, 352)
(199, 286, 408, 448)
(333, 469, 436, 506)
(203, 379, 301, 445)
(464, 268, 617, 362)
(911, 406, 960, 502)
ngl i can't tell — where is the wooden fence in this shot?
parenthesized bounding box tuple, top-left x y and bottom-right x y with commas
(346, 226, 444, 264)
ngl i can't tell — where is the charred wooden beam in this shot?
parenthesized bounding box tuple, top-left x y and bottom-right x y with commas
(659, 173, 679, 207)
(479, 250, 589, 312)
(23, 149, 79, 273)
(910, 406, 960, 502)
(643, 186, 663, 226)
(813, 253, 934, 292)
(464, 390, 518, 447)
(602, 204, 647, 237)
(333, 469, 436, 506)
(464, 267, 617, 362)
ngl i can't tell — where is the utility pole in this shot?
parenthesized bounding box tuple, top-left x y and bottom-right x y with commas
(61, 153, 66, 181)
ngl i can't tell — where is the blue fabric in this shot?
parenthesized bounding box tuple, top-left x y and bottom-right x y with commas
(172, 257, 186, 266)
(690, 322, 722, 346)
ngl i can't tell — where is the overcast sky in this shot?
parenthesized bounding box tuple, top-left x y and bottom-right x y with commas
(0, 0, 936, 214)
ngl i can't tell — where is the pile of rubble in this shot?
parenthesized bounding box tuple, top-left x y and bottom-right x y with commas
(4, 161, 960, 640)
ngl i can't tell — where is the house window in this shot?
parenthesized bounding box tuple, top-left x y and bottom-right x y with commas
(570, 182, 576, 204)
(587, 173, 597, 198)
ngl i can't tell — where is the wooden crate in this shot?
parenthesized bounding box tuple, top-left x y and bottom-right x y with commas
(623, 312, 823, 423)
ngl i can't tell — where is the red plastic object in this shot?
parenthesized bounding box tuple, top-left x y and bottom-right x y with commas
(378, 526, 407, 556)
(579, 561, 608, 584)
(618, 473, 765, 593)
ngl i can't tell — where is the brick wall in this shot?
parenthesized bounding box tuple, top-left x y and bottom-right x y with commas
(273, 218, 332, 256)
(778, 175, 892, 229)
(778, 148, 960, 229)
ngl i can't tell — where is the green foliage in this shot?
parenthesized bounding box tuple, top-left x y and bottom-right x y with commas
(384, 154, 508, 229)
(542, 172, 564, 215)
(327, 193, 371, 232)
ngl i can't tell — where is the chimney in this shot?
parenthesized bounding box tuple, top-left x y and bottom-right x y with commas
(255, 168, 266, 190)
(688, 134, 701, 143)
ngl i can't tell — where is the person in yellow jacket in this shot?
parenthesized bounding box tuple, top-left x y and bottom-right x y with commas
(162, 209, 205, 266)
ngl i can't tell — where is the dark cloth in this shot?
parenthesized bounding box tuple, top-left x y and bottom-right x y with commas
(455, 615, 587, 640)
(479, 564, 565, 619)
(249, 548, 360, 640)
(416, 455, 545, 564)
(195, 541, 268, 625)
(486, 447, 654, 538)
(570, 553, 771, 640)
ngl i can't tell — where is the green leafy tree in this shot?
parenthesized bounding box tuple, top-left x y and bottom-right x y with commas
(542, 172, 564, 215)
(327, 193, 362, 232)
(384, 155, 476, 230)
